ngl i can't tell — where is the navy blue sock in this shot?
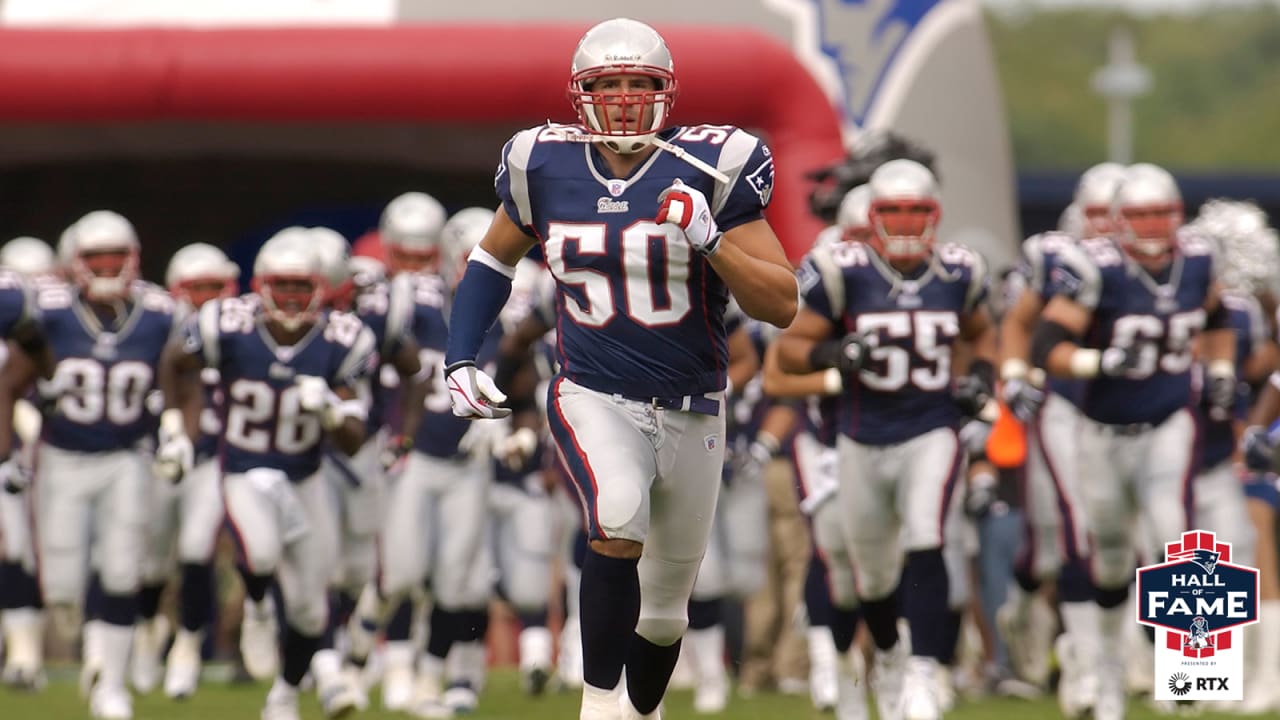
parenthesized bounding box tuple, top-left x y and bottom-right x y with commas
(237, 566, 272, 605)
(0, 561, 41, 610)
(830, 606, 861, 654)
(85, 574, 106, 622)
(425, 606, 457, 660)
(859, 591, 900, 651)
(319, 593, 339, 651)
(386, 598, 414, 642)
(580, 550, 640, 691)
(179, 562, 214, 633)
(805, 555, 834, 629)
(456, 608, 488, 643)
(688, 598, 721, 631)
(1096, 584, 1128, 610)
(138, 582, 164, 621)
(282, 624, 320, 687)
(625, 634, 682, 715)
(1058, 556, 1094, 604)
(939, 609, 963, 665)
(100, 593, 138, 627)
(517, 608, 548, 629)
(901, 550, 950, 660)
(572, 529, 589, 570)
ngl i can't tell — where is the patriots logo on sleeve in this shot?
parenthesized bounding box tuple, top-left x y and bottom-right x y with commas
(796, 260, 821, 294)
(1049, 265, 1083, 296)
(746, 158, 775, 206)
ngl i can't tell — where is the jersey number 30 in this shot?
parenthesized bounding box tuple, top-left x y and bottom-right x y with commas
(544, 222, 691, 328)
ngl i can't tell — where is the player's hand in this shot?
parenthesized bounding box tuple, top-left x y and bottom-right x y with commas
(964, 470, 999, 519)
(1099, 343, 1153, 377)
(295, 375, 349, 430)
(494, 427, 539, 472)
(1000, 377, 1045, 424)
(1242, 425, 1279, 472)
(0, 453, 31, 494)
(953, 373, 995, 419)
(810, 332, 874, 374)
(153, 409, 194, 483)
(1205, 372, 1237, 421)
(380, 434, 413, 475)
(656, 179, 721, 257)
(728, 440, 774, 487)
(445, 361, 511, 419)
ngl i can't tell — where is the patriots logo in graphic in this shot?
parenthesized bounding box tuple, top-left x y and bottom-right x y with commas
(746, 158, 774, 206)
(1169, 547, 1221, 575)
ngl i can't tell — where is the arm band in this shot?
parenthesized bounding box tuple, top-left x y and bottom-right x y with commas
(1205, 301, 1231, 330)
(443, 252, 516, 368)
(1030, 320, 1076, 369)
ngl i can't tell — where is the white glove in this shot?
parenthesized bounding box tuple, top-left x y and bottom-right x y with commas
(153, 408, 194, 483)
(458, 417, 508, 458)
(295, 375, 350, 430)
(495, 426, 539, 472)
(656, 179, 721, 256)
(445, 361, 511, 419)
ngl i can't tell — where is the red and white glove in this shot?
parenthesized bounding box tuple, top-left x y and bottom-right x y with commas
(656, 179, 721, 257)
(445, 361, 511, 419)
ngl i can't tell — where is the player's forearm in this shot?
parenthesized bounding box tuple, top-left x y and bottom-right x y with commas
(399, 377, 427, 442)
(329, 418, 366, 456)
(1248, 377, 1280, 428)
(707, 243, 797, 328)
(774, 335, 820, 375)
(1201, 327, 1235, 366)
(444, 255, 514, 368)
(762, 342, 839, 398)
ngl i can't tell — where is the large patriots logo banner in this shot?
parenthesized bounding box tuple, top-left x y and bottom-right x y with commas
(1137, 530, 1259, 701)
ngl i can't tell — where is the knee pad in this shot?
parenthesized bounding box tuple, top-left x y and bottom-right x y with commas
(635, 615, 688, 647)
(286, 594, 329, 637)
(852, 545, 902, 601)
(1090, 535, 1133, 591)
(597, 478, 644, 539)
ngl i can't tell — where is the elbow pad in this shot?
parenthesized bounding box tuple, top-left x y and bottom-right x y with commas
(1030, 320, 1076, 368)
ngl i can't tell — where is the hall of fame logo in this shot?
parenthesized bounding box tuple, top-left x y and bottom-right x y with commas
(1137, 530, 1259, 701)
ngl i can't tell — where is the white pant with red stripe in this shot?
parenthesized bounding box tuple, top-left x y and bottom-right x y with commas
(1025, 391, 1089, 580)
(1078, 408, 1196, 590)
(835, 426, 965, 601)
(141, 457, 224, 585)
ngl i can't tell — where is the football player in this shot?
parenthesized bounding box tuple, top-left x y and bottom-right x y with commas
(0, 236, 57, 279)
(381, 191, 448, 276)
(157, 230, 376, 720)
(762, 186, 873, 718)
(1030, 163, 1235, 720)
(443, 18, 797, 720)
(995, 162, 1125, 711)
(777, 159, 996, 720)
(0, 258, 50, 692)
(0, 210, 176, 719)
(135, 243, 240, 699)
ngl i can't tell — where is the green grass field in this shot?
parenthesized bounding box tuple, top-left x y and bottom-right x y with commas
(1, 669, 1266, 720)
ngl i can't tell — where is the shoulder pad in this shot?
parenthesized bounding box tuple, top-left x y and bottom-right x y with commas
(35, 282, 73, 310)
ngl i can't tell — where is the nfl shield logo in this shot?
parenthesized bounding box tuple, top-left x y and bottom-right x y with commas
(608, 180, 627, 197)
(704, 434, 718, 452)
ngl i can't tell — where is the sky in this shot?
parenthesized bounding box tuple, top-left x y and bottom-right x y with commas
(982, 0, 1278, 14)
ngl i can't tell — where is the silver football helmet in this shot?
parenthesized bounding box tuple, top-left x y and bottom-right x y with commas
(569, 18, 678, 154)
(381, 192, 447, 274)
(1072, 162, 1126, 237)
(69, 210, 140, 300)
(1112, 163, 1182, 262)
(440, 207, 497, 290)
(1191, 199, 1280, 296)
(866, 159, 942, 263)
(308, 227, 354, 309)
(0, 236, 56, 278)
(252, 228, 326, 331)
(166, 243, 239, 308)
(835, 184, 873, 244)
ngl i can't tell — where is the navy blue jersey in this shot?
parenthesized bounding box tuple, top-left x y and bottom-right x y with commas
(187, 295, 377, 481)
(800, 241, 989, 445)
(1200, 292, 1265, 468)
(1050, 233, 1217, 425)
(354, 274, 419, 433)
(495, 123, 773, 399)
(1012, 232, 1086, 405)
(37, 282, 176, 452)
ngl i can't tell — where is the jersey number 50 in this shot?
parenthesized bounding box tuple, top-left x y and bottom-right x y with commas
(544, 222, 691, 328)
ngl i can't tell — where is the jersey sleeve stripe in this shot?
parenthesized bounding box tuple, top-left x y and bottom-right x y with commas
(506, 128, 539, 228)
(965, 249, 989, 313)
(711, 129, 760, 217)
(336, 326, 378, 386)
(385, 275, 413, 358)
(810, 245, 846, 319)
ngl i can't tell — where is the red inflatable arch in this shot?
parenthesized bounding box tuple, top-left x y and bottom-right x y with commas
(0, 25, 844, 261)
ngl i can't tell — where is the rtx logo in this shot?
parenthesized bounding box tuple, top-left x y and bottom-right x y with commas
(1197, 678, 1229, 691)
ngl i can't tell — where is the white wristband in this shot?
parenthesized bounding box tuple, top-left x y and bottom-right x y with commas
(1069, 348, 1101, 379)
(1207, 359, 1235, 380)
(822, 368, 843, 396)
(160, 408, 186, 438)
(1000, 358, 1030, 382)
